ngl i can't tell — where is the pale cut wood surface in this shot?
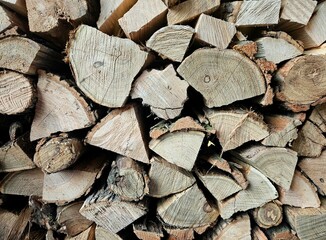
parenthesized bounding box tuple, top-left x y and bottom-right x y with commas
(133, 218, 163, 240)
(0, 133, 35, 172)
(30, 71, 96, 141)
(97, 0, 136, 36)
(95, 226, 122, 240)
(203, 214, 251, 240)
(256, 37, 303, 64)
(167, 0, 220, 25)
(68, 25, 148, 107)
(57, 202, 93, 237)
(262, 114, 303, 147)
(157, 183, 219, 228)
(195, 14, 236, 49)
(0, 0, 27, 16)
(304, 43, 326, 55)
(285, 198, 326, 240)
(309, 102, 326, 132)
(278, 170, 320, 208)
(299, 151, 326, 196)
(178, 49, 266, 108)
(118, 0, 167, 42)
(0, 168, 43, 196)
(86, 104, 149, 164)
(149, 130, 205, 171)
(131, 64, 189, 119)
(0, 36, 63, 75)
(0, 71, 35, 115)
(290, 1, 326, 49)
(0, 5, 27, 33)
(146, 25, 194, 62)
(231, 144, 298, 190)
(6, 207, 32, 240)
(253, 226, 268, 240)
(253, 202, 283, 229)
(34, 134, 85, 173)
(165, 227, 194, 240)
(148, 156, 195, 198)
(235, 0, 281, 27)
(0, 209, 19, 240)
(218, 160, 278, 219)
(275, 55, 326, 110)
(43, 153, 107, 205)
(205, 109, 269, 151)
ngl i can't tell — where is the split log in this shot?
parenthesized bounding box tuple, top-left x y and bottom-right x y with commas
(131, 64, 189, 120)
(235, 0, 281, 27)
(107, 156, 149, 201)
(148, 156, 195, 198)
(167, 0, 220, 25)
(304, 43, 326, 55)
(118, 0, 167, 42)
(0, 0, 27, 16)
(252, 202, 283, 229)
(0, 5, 27, 33)
(0, 133, 35, 172)
(309, 102, 326, 132)
(291, 120, 326, 157)
(57, 202, 93, 237)
(30, 71, 97, 141)
(194, 14, 236, 49)
(80, 187, 148, 233)
(196, 168, 242, 201)
(299, 150, 326, 195)
(0, 71, 35, 115)
(157, 183, 219, 229)
(252, 226, 268, 240)
(177, 49, 266, 108)
(0, 168, 43, 196)
(67, 25, 148, 108)
(34, 134, 85, 173)
(255, 37, 303, 64)
(95, 226, 122, 240)
(146, 25, 194, 62)
(0, 208, 19, 239)
(218, 1, 242, 23)
(278, 0, 317, 31)
(149, 130, 205, 171)
(0, 36, 63, 75)
(97, 0, 136, 36)
(218, 160, 278, 219)
(165, 227, 194, 240)
(3, 207, 32, 240)
(86, 104, 150, 164)
(278, 170, 320, 208)
(290, 1, 326, 49)
(133, 218, 164, 240)
(231, 144, 298, 190)
(205, 109, 269, 151)
(274, 55, 326, 112)
(265, 224, 299, 240)
(284, 198, 326, 240)
(261, 114, 304, 147)
(203, 214, 251, 240)
(42, 152, 107, 205)
(67, 226, 95, 240)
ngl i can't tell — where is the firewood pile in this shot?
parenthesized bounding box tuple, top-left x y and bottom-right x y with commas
(0, 0, 326, 239)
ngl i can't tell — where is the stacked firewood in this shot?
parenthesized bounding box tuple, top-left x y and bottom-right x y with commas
(0, 0, 326, 239)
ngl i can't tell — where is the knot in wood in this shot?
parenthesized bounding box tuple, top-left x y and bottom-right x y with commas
(203, 203, 213, 213)
(204, 75, 211, 83)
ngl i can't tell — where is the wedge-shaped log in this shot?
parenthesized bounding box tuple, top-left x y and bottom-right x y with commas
(118, 0, 167, 42)
(167, 0, 220, 25)
(304, 43, 326, 56)
(278, 170, 320, 208)
(86, 104, 150, 164)
(148, 156, 196, 198)
(218, 160, 278, 219)
(205, 109, 269, 151)
(68, 25, 148, 107)
(299, 150, 326, 196)
(252, 202, 283, 229)
(149, 131, 205, 171)
(203, 214, 251, 240)
(231, 144, 298, 190)
(253, 226, 268, 240)
(30, 71, 96, 141)
(195, 14, 236, 49)
(177, 49, 266, 108)
(235, 0, 281, 27)
(95, 226, 122, 240)
(284, 198, 326, 240)
(146, 25, 194, 62)
(275, 55, 326, 111)
(133, 218, 163, 240)
(0, 168, 43, 196)
(309, 103, 326, 132)
(43, 152, 107, 205)
(157, 183, 219, 229)
(131, 65, 189, 120)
